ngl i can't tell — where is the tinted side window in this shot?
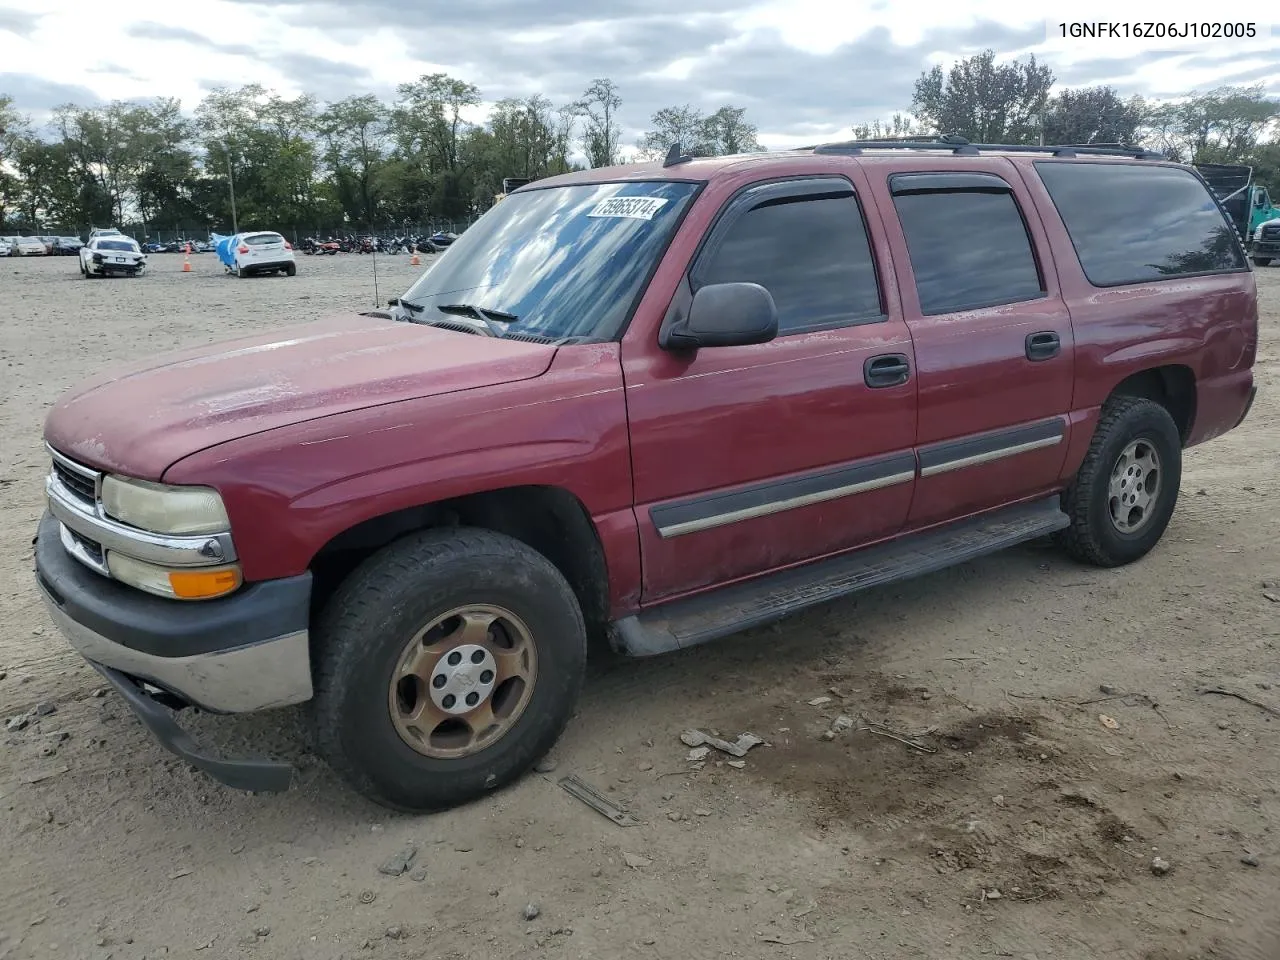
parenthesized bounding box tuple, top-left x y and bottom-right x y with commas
(1035, 162, 1246, 286)
(695, 192, 884, 334)
(892, 188, 1044, 315)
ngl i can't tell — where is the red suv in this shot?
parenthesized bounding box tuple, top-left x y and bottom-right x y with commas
(35, 138, 1258, 810)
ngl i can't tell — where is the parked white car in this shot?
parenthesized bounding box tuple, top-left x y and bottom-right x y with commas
(79, 235, 148, 277)
(87, 227, 126, 243)
(0, 237, 16, 256)
(226, 230, 297, 277)
(12, 236, 48, 256)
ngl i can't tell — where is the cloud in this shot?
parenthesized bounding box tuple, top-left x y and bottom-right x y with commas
(0, 9, 39, 38)
(124, 22, 259, 58)
(0, 73, 102, 112)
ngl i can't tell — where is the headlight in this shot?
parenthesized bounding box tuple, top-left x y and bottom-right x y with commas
(101, 476, 231, 535)
(107, 552, 242, 600)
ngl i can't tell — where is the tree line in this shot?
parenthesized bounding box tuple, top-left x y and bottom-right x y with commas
(0, 49, 1276, 238)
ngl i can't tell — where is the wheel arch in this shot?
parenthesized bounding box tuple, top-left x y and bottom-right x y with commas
(308, 484, 611, 646)
(1105, 364, 1197, 445)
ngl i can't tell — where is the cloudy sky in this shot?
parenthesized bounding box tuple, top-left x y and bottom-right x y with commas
(1, 0, 1276, 151)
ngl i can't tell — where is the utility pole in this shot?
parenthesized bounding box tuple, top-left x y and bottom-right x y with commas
(225, 142, 239, 235)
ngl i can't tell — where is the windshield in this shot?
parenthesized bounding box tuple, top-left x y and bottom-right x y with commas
(98, 240, 138, 252)
(398, 180, 699, 342)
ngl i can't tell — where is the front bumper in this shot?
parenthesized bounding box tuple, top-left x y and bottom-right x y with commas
(34, 511, 313, 791)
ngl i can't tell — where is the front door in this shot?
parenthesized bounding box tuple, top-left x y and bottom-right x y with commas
(622, 172, 920, 604)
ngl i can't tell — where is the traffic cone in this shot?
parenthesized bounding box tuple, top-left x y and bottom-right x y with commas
(182, 250, 192, 273)
(410, 251, 420, 266)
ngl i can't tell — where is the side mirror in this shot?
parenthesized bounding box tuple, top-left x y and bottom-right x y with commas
(664, 282, 778, 351)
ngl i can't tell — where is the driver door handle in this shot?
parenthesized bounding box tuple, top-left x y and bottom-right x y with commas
(864, 354, 911, 388)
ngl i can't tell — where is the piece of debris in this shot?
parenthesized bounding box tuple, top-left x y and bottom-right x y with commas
(523, 903, 541, 921)
(1151, 857, 1172, 876)
(409, 865, 428, 882)
(622, 853, 651, 869)
(92, 688, 108, 698)
(168, 869, 192, 880)
(687, 746, 710, 762)
(727, 760, 746, 769)
(23, 765, 68, 784)
(806, 697, 833, 707)
(693, 808, 712, 817)
(253, 927, 271, 938)
(559, 775, 641, 827)
(194, 935, 217, 951)
(37, 745, 56, 758)
(5, 715, 28, 732)
(992, 795, 1005, 807)
(1099, 714, 1120, 730)
(1218, 719, 1232, 731)
(359, 890, 376, 904)
(534, 758, 558, 774)
(1265, 592, 1280, 604)
(384, 926, 404, 940)
(819, 730, 836, 742)
(1099, 683, 1119, 695)
(1242, 854, 1260, 867)
(985, 889, 1003, 901)
(831, 715, 855, 733)
(679, 729, 766, 758)
(32, 703, 56, 717)
(378, 844, 419, 877)
(760, 929, 815, 945)
(1197, 686, 1280, 719)
(637, 761, 653, 772)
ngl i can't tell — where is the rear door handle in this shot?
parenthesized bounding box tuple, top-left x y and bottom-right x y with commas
(864, 353, 910, 388)
(1025, 331, 1061, 362)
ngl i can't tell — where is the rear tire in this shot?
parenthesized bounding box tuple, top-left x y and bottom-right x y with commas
(1057, 396, 1182, 568)
(312, 527, 588, 812)
(285, 263, 297, 277)
(1253, 256, 1272, 267)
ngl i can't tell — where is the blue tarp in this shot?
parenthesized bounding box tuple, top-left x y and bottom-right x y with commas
(211, 232, 237, 268)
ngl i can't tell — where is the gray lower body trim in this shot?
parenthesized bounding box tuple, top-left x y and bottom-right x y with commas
(650, 452, 917, 539)
(40, 585, 313, 714)
(918, 418, 1066, 478)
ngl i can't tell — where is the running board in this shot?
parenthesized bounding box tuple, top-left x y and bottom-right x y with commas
(612, 496, 1069, 657)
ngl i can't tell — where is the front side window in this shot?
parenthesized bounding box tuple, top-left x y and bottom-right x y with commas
(693, 189, 884, 334)
(892, 184, 1044, 316)
(397, 180, 699, 343)
(1035, 161, 1247, 286)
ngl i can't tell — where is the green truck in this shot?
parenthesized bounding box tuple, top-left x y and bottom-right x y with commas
(1196, 163, 1280, 266)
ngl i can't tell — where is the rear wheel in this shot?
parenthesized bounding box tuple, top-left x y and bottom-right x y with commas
(312, 528, 587, 811)
(284, 263, 297, 277)
(236, 262, 247, 278)
(1253, 256, 1273, 267)
(1057, 396, 1182, 567)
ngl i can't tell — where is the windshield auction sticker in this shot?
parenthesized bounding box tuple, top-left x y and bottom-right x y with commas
(587, 197, 670, 221)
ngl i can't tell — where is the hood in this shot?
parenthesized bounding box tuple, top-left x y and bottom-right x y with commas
(44, 313, 557, 479)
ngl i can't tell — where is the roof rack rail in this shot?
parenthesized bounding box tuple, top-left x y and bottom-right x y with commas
(809, 135, 1164, 161)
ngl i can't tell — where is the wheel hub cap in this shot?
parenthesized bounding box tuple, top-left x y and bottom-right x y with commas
(388, 605, 538, 760)
(1108, 439, 1161, 534)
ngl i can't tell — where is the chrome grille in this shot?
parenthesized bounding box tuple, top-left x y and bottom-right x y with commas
(1261, 224, 1280, 241)
(52, 459, 96, 504)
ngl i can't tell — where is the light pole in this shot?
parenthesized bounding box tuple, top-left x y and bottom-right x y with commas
(224, 141, 239, 235)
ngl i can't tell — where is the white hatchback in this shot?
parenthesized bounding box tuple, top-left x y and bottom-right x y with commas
(231, 231, 297, 278)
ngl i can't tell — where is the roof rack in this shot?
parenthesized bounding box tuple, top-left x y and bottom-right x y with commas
(807, 134, 1164, 161)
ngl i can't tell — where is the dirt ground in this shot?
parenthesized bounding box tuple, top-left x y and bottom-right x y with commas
(1, 251, 1279, 960)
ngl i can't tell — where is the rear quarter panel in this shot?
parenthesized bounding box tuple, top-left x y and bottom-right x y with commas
(161, 344, 642, 611)
(1013, 158, 1258, 470)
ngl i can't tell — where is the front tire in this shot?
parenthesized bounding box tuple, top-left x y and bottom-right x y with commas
(1057, 396, 1182, 568)
(312, 528, 587, 811)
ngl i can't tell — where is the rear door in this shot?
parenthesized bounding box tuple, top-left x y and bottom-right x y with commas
(622, 172, 919, 603)
(865, 160, 1075, 528)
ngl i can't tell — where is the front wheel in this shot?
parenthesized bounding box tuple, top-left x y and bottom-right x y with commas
(312, 528, 588, 811)
(1057, 396, 1182, 567)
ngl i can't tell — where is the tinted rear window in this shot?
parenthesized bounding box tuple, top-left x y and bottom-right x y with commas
(892, 188, 1044, 315)
(244, 234, 283, 246)
(1035, 162, 1246, 286)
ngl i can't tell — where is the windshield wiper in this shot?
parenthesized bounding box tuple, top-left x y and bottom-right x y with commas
(437, 303, 517, 338)
(388, 297, 425, 314)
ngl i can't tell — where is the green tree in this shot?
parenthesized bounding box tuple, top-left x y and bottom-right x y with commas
(1143, 85, 1280, 163)
(851, 112, 928, 140)
(575, 78, 622, 168)
(701, 106, 762, 155)
(638, 104, 711, 158)
(911, 49, 1055, 144)
(1042, 86, 1146, 146)
(318, 94, 389, 228)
